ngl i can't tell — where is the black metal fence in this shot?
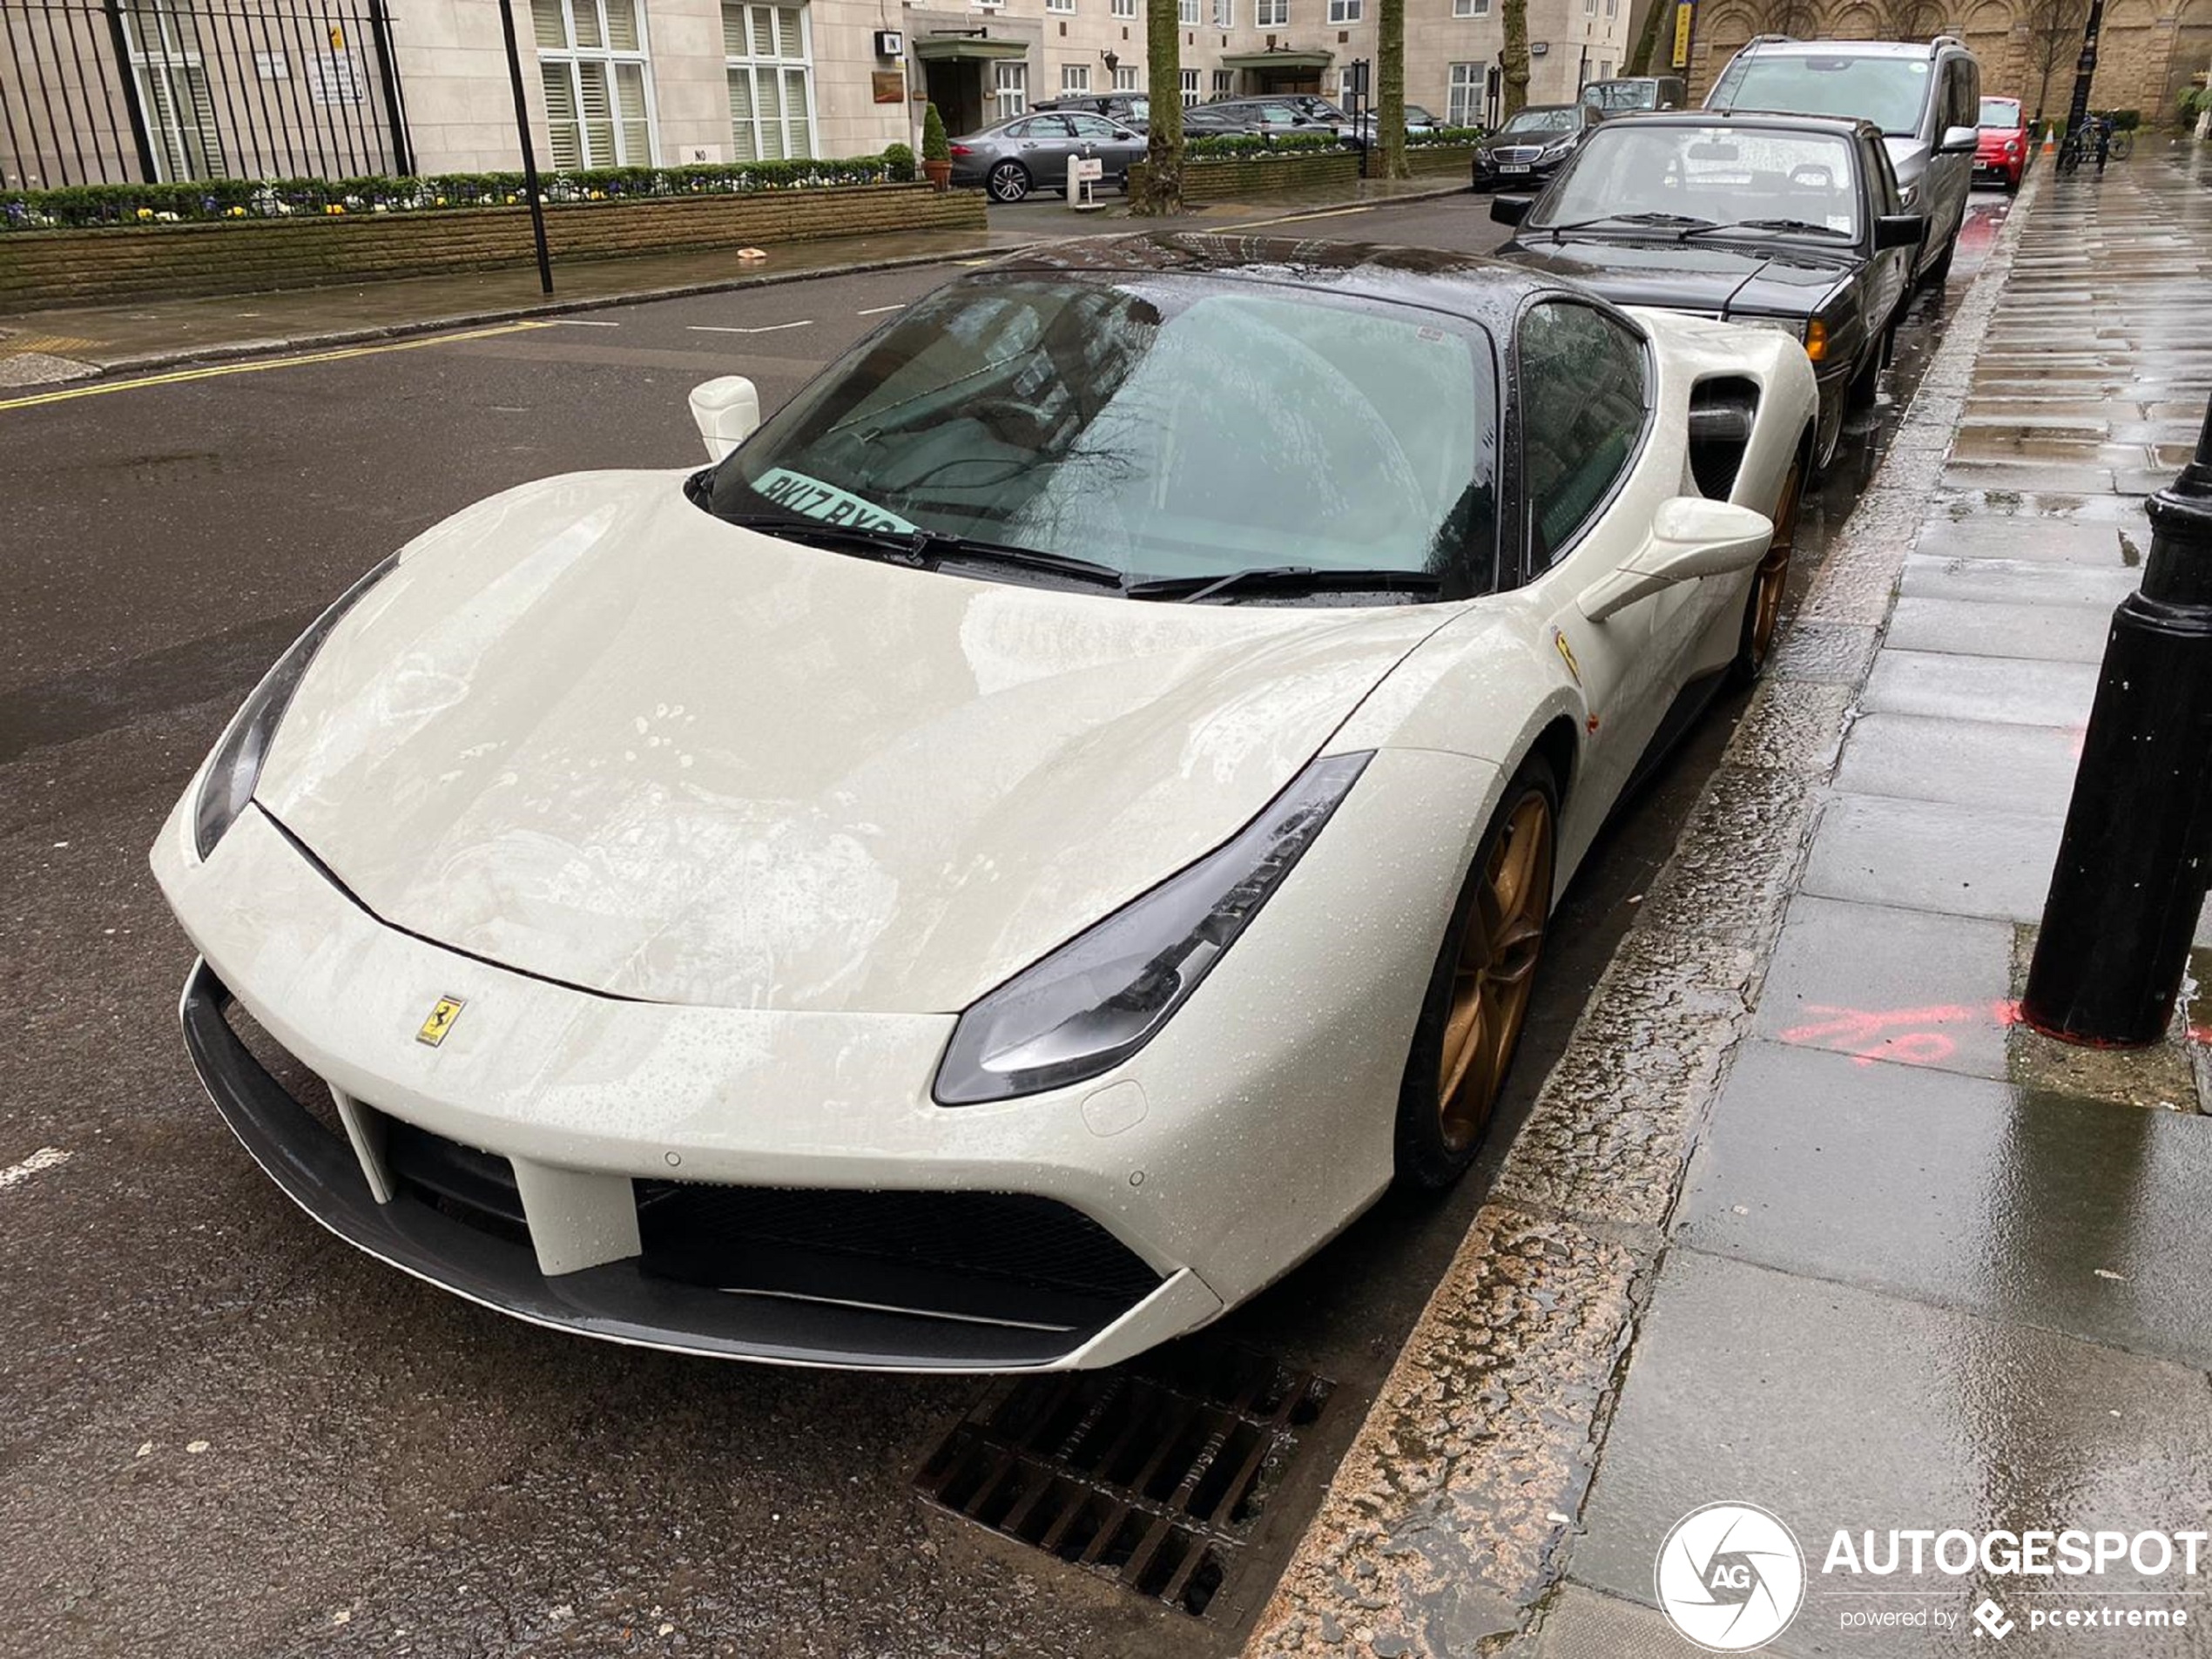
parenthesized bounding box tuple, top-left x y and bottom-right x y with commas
(0, 0, 411, 189)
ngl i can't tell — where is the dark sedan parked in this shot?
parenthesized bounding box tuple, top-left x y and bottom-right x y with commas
(1490, 111, 1924, 469)
(948, 110, 1149, 202)
(1471, 103, 1603, 189)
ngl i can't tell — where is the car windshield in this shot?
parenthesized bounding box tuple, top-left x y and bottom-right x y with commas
(1501, 106, 1576, 135)
(1715, 54, 1932, 138)
(699, 275, 1499, 593)
(1583, 82, 1656, 111)
(1979, 97, 2020, 127)
(1534, 125, 1862, 239)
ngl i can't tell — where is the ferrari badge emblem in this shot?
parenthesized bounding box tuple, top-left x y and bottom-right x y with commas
(1552, 627, 1582, 686)
(416, 995, 466, 1047)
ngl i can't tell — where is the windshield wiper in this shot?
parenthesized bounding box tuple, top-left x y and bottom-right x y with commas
(1123, 566, 1445, 604)
(1542, 211, 1715, 239)
(720, 512, 1129, 589)
(1683, 217, 1854, 240)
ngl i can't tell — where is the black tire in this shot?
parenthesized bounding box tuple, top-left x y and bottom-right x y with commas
(1393, 754, 1559, 1192)
(1730, 440, 1808, 688)
(1845, 337, 1882, 414)
(987, 161, 1031, 203)
(1923, 231, 1957, 286)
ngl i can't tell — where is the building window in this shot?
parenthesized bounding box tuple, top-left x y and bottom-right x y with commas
(1112, 0, 1136, 14)
(992, 59, 1028, 118)
(1047, 0, 1074, 13)
(1326, 0, 1360, 21)
(1211, 0, 1232, 24)
(1178, 0, 1199, 22)
(1113, 64, 1140, 88)
(1061, 63, 1090, 93)
(1179, 66, 1199, 104)
(121, 0, 225, 180)
(1452, 0, 1490, 15)
(1448, 60, 1482, 124)
(1257, 0, 1286, 20)
(1210, 68, 1231, 93)
(721, 3, 812, 161)
(535, 0, 656, 169)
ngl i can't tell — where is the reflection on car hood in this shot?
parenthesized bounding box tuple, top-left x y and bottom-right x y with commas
(1500, 236, 1852, 316)
(254, 471, 1447, 1014)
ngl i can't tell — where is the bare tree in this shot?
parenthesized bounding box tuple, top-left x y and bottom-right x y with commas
(1379, 0, 1410, 177)
(1132, 0, 1186, 212)
(1875, 0, 1950, 37)
(2022, 0, 2091, 123)
(1501, 0, 1531, 118)
(1750, 0, 1824, 36)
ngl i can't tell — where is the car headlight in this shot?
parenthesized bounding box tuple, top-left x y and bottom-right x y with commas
(2005, 140, 2021, 156)
(1732, 314, 1829, 363)
(1540, 136, 1575, 157)
(934, 752, 1371, 1104)
(193, 553, 399, 859)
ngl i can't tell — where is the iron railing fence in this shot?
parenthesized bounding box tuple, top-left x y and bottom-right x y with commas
(0, 0, 411, 188)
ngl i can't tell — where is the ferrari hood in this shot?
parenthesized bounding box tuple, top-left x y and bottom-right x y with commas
(253, 471, 1443, 1014)
(1503, 237, 1852, 316)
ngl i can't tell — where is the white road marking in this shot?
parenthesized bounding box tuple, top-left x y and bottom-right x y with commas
(545, 318, 622, 327)
(855, 303, 906, 315)
(687, 320, 815, 334)
(0, 1146, 71, 1190)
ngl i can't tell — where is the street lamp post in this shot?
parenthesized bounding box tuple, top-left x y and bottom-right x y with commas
(495, 0, 556, 295)
(2060, 0, 2107, 152)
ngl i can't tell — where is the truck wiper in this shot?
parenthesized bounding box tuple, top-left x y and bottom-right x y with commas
(1542, 211, 1715, 240)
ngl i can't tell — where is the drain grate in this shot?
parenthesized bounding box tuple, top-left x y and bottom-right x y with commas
(914, 1345, 1333, 1617)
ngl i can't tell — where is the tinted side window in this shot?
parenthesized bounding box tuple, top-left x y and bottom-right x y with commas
(1068, 114, 1118, 138)
(1519, 302, 1649, 567)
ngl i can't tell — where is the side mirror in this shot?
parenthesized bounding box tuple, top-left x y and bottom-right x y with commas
(1874, 212, 1926, 250)
(1112, 127, 1137, 141)
(1490, 192, 1534, 225)
(1578, 496, 1773, 622)
(690, 374, 760, 462)
(1938, 124, 1979, 154)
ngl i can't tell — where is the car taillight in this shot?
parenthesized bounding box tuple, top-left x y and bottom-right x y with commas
(949, 143, 972, 156)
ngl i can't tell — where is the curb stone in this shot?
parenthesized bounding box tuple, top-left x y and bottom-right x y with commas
(1242, 170, 2047, 1659)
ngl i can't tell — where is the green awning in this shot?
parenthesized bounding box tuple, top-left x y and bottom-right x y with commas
(1221, 49, 1334, 69)
(914, 35, 1032, 62)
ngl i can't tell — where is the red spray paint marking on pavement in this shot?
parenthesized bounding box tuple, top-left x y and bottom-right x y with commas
(1778, 1001, 2024, 1067)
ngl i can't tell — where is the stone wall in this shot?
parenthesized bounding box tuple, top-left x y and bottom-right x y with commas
(1125, 148, 1363, 200)
(1683, 0, 2212, 124)
(0, 184, 983, 313)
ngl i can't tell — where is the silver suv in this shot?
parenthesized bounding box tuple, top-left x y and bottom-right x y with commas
(1704, 36, 1980, 284)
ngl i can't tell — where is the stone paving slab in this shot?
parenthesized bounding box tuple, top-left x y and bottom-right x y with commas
(1831, 711, 2082, 817)
(1860, 650, 2099, 728)
(1750, 894, 2018, 1081)
(1911, 517, 2140, 567)
(1883, 596, 2115, 662)
(1802, 793, 2062, 923)
(1569, 1251, 2212, 1659)
(1677, 1041, 2212, 1368)
(1898, 554, 2142, 608)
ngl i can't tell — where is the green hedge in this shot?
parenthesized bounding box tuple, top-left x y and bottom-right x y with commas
(1409, 125, 1488, 145)
(1184, 132, 1345, 158)
(2, 155, 898, 232)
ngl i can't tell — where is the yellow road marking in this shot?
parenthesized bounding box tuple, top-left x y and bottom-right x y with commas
(0, 320, 551, 413)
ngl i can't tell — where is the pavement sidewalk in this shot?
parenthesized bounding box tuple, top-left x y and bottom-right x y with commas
(1250, 149, 2212, 1659)
(0, 174, 1468, 381)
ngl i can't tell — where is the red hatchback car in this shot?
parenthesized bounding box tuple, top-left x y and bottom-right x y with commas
(1976, 96, 2031, 191)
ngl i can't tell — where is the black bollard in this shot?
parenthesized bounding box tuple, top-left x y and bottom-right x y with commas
(2021, 394, 2212, 1046)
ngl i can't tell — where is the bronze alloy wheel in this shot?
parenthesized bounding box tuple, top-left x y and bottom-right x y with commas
(1434, 787, 1555, 1154)
(1734, 453, 1804, 685)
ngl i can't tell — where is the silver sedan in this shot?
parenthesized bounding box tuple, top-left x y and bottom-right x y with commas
(948, 111, 1149, 202)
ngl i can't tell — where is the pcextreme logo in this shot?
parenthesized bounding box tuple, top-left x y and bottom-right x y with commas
(1655, 1502, 1808, 1652)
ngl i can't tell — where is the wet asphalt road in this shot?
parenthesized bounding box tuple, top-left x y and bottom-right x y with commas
(0, 187, 2012, 1657)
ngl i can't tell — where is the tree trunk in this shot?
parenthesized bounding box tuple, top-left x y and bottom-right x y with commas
(1131, 0, 1185, 213)
(1626, 0, 1669, 78)
(1378, 0, 1411, 178)
(1501, 0, 1531, 119)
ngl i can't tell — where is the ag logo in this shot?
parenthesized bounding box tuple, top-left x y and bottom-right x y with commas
(1654, 1501, 1805, 1652)
(415, 995, 466, 1048)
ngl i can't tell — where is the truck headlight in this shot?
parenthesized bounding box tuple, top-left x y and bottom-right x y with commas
(934, 752, 1371, 1104)
(193, 554, 398, 859)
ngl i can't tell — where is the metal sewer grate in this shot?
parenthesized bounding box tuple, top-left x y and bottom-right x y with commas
(914, 1345, 1334, 1618)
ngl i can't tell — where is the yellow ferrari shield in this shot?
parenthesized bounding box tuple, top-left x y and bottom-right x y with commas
(416, 995, 466, 1047)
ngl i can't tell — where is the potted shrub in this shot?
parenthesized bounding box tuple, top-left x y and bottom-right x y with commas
(884, 141, 916, 183)
(921, 105, 953, 191)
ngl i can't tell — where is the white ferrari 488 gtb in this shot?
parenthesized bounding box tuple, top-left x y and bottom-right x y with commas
(153, 234, 1816, 1372)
